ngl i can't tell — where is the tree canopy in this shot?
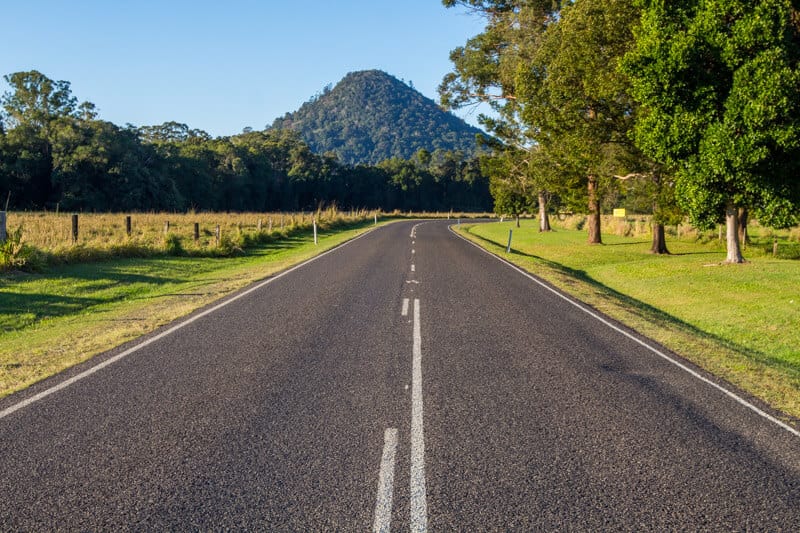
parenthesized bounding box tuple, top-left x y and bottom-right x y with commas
(623, 0, 800, 262)
(0, 71, 492, 213)
(443, 0, 800, 260)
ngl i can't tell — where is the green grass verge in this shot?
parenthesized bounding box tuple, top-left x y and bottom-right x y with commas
(0, 220, 386, 398)
(459, 220, 800, 423)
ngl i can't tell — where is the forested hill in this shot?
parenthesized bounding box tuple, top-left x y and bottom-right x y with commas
(271, 70, 484, 165)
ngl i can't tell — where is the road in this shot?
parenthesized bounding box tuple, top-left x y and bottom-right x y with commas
(1, 220, 799, 530)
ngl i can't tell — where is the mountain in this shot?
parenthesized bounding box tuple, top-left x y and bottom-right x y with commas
(270, 70, 484, 165)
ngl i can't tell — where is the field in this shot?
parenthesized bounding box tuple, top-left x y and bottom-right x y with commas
(1, 208, 380, 269)
(460, 217, 800, 420)
(0, 213, 384, 397)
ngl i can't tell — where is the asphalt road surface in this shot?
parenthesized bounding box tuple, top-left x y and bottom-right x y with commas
(1, 220, 799, 531)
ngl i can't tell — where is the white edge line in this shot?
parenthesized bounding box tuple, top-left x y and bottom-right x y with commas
(410, 298, 428, 531)
(0, 226, 381, 421)
(373, 427, 398, 533)
(449, 224, 800, 439)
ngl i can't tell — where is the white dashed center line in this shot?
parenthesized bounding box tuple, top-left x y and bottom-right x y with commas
(410, 298, 427, 531)
(373, 428, 398, 533)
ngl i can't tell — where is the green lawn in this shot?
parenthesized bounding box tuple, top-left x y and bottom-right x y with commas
(461, 220, 800, 421)
(0, 221, 382, 398)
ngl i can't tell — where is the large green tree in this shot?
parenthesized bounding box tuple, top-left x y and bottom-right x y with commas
(440, 0, 562, 231)
(623, 0, 800, 263)
(518, 0, 643, 244)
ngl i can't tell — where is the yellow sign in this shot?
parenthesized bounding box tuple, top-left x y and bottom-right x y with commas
(613, 208, 626, 218)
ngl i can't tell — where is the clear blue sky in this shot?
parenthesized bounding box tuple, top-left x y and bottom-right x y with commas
(1, 0, 487, 137)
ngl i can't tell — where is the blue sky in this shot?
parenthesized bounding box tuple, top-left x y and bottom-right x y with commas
(1, 1, 487, 137)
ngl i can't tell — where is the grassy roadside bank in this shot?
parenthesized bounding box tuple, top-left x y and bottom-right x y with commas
(458, 220, 800, 423)
(0, 219, 387, 398)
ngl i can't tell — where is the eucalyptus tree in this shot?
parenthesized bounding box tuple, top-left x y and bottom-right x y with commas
(1, 71, 78, 132)
(1, 71, 81, 207)
(623, 0, 800, 263)
(517, 0, 646, 244)
(440, 0, 562, 231)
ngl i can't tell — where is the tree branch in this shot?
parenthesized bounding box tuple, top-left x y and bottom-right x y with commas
(613, 172, 649, 180)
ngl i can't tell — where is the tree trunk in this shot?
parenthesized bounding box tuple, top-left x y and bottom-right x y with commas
(650, 223, 670, 254)
(538, 191, 551, 232)
(587, 175, 602, 244)
(737, 207, 749, 247)
(725, 201, 745, 263)
(649, 173, 669, 254)
(515, 214, 520, 228)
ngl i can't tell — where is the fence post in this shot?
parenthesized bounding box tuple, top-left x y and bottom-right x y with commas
(72, 214, 79, 243)
(0, 211, 6, 244)
(773, 238, 779, 257)
(506, 229, 513, 253)
(215, 225, 221, 245)
(257, 218, 262, 231)
(164, 220, 170, 235)
(125, 215, 132, 237)
(194, 222, 200, 242)
(268, 218, 273, 232)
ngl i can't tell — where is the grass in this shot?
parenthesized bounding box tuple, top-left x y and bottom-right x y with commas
(0, 218, 384, 398)
(459, 218, 800, 422)
(2, 207, 379, 269)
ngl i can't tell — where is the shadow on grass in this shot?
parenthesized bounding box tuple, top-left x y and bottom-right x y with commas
(467, 230, 800, 380)
(0, 264, 185, 330)
(0, 292, 107, 331)
(0, 219, 377, 331)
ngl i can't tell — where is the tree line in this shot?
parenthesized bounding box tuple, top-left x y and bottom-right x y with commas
(441, 0, 800, 262)
(0, 71, 492, 214)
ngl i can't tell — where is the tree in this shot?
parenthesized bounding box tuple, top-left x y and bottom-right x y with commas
(1, 70, 103, 209)
(2, 70, 78, 132)
(440, 0, 562, 229)
(481, 148, 534, 225)
(623, 0, 800, 263)
(517, 0, 643, 244)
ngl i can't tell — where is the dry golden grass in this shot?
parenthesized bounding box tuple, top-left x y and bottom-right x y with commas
(8, 208, 371, 250)
(3, 207, 378, 268)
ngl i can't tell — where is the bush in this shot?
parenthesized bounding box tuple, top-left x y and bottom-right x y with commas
(0, 226, 45, 271)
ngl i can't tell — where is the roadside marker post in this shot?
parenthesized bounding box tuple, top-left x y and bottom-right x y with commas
(506, 229, 513, 253)
(125, 215, 132, 237)
(71, 214, 79, 243)
(313, 218, 318, 245)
